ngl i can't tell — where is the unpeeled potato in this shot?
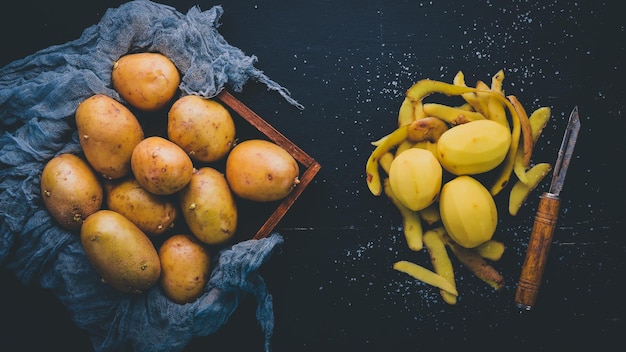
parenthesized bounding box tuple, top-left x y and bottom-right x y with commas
(225, 139, 300, 202)
(80, 209, 161, 294)
(179, 167, 237, 245)
(111, 52, 180, 111)
(131, 136, 194, 195)
(40, 153, 103, 230)
(158, 233, 211, 304)
(168, 95, 236, 163)
(106, 177, 178, 236)
(75, 94, 144, 180)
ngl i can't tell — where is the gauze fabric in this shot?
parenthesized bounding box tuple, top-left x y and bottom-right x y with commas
(0, 1, 299, 350)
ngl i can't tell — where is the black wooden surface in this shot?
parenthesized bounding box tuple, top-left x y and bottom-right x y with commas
(1, 0, 624, 351)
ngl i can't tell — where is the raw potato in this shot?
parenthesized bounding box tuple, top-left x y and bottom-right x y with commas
(168, 95, 236, 163)
(75, 94, 145, 180)
(112, 52, 180, 111)
(436, 119, 511, 176)
(179, 167, 237, 245)
(106, 177, 178, 236)
(80, 210, 161, 294)
(439, 175, 498, 248)
(158, 233, 211, 304)
(388, 148, 442, 211)
(225, 139, 300, 202)
(131, 136, 194, 195)
(40, 153, 103, 231)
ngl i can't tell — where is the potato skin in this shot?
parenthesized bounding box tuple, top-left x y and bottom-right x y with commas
(131, 136, 194, 195)
(225, 139, 300, 202)
(40, 153, 103, 231)
(158, 233, 211, 304)
(75, 94, 144, 180)
(167, 95, 236, 163)
(106, 177, 178, 236)
(179, 167, 237, 245)
(111, 52, 180, 111)
(80, 210, 161, 294)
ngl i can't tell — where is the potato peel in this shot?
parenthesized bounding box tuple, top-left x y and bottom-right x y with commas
(423, 227, 457, 305)
(383, 178, 424, 251)
(474, 240, 505, 261)
(509, 162, 552, 216)
(366, 125, 409, 196)
(529, 107, 551, 145)
(393, 260, 459, 297)
(507, 95, 534, 168)
(444, 237, 505, 291)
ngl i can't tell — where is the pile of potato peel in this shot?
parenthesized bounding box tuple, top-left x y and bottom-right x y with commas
(366, 70, 553, 304)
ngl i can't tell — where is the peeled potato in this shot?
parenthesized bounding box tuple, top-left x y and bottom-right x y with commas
(436, 119, 511, 176)
(168, 95, 236, 163)
(112, 52, 180, 111)
(131, 136, 194, 195)
(40, 153, 103, 230)
(225, 139, 300, 202)
(158, 233, 211, 304)
(439, 175, 498, 248)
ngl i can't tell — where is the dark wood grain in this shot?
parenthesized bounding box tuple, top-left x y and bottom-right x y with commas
(1, 1, 624, 351)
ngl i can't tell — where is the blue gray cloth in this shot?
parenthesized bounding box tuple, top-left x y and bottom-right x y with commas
(0, 0, 299, 350)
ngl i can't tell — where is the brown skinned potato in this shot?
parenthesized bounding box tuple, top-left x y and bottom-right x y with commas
(106, 177, 178, 236)
(179, 167, 238, 245)
(158, 233, 211, 304)
(75, 94, 144, 180)
(80, 210, 161, 294)
(131, 136, 194, 195)
(225, 139, 300, 202)
(40, 153, 103, 231)
(111, 52, 180, 111)
(168, 95, 236, 163)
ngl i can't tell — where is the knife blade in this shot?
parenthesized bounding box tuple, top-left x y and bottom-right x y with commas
(514, 106, 581, 311)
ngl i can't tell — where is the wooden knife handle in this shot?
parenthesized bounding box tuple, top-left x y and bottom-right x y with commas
(515, 192, 561, 311)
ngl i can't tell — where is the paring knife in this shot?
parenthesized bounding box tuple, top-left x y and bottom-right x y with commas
(514, 106, 581, 311)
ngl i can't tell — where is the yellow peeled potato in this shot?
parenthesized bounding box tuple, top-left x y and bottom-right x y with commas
(158, 233, 211, 304)
(439, 176, 497, 248)
(40, 153, 103, 231)
(168, 95, 236, 163)
(131, 136, 194, 195)
(436, 119, 511, 175)
(75, 94, 144, 180)
(225, 139, 300, 202)
(80, 210, 161, 294)
(179, 167, 237, 245)
(106, 177, 178, 236)
(111, 52, 180, 111)
(388, 148, 442, 211)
